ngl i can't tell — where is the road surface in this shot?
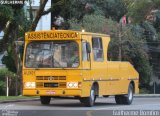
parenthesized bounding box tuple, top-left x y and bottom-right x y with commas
(0, 97, 160, 116)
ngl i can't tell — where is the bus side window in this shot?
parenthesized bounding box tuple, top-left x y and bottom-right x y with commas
(82, 42, 88, 61)
(92, 37, 104, 61)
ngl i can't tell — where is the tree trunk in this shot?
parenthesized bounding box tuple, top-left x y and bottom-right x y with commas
(29, 0, 33, 22)
(29, 0, 48, 31)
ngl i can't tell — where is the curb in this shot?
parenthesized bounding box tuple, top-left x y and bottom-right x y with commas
(0, 98, 40, 103)
(134, 94, 160, 98)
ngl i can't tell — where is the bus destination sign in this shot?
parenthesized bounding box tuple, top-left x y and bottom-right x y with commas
(26, 32, 79, 40)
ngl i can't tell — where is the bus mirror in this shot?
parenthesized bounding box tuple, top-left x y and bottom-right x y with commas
(86, 42, 91, 53)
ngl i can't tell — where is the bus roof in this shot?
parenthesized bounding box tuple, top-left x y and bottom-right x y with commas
(25, 30, 110, 41)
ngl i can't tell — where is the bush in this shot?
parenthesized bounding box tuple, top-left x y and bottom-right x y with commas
(0, 68, 16, 96)
(140, 88, 150, 94)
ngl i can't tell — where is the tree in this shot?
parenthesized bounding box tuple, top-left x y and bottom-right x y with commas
(69, 13, 152, 92)
(0, 5, 13, 32)
(30, 0, 67, 31)
(69, 14, 107, 33)
(0, 5, 13, 52)
(30, 0, 48, 31)
(0, 68, 16, 96)
(125, 0, 160, 93)
(0, 0, 58, 95)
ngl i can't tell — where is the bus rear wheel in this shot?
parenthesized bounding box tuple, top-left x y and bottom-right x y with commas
(115, 84, 134, 105)
(115, 95, 123, 104)
(40, 96, 51, 105)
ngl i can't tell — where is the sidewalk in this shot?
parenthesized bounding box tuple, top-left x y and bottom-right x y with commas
(135, 94, 160, 98)
(0, 98, 39, 103)
(0, 94, 160, 103)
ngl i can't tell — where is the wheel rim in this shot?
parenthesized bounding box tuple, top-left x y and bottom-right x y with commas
(128, 87, 133, 101)
(91, 89, 95, 101)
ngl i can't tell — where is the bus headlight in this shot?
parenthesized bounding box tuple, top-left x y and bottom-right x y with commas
(67, 82, 78, 88)
(24, 82, 36, 88)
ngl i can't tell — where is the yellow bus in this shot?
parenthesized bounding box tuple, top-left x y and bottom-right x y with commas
(23, 30, 139, 107)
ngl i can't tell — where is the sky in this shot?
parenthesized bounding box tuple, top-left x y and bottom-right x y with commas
(0, 31, 4, 40)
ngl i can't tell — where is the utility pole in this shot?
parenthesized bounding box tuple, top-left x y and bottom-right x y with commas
(154, 82, 156, 94)
(118, 23, 122, 61)
(6, 76, 9, 97)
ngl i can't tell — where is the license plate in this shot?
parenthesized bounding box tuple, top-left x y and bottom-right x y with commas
(46, 90, 56, 95)
(44, 83, 58, 87)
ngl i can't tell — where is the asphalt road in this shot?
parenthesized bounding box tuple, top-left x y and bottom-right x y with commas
(0, 97, 160, 116)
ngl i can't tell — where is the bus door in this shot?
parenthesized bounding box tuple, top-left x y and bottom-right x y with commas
(81, 35, 91, 96)
(81, 35, 91, 70)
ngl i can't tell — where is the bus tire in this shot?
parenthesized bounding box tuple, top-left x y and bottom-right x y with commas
(115, 84, 134, 105)
(40, 96, 51, 105)
(79, 98, 85, 104)
(122, 84, 134, 105)
(115, 95, 123, 104)
(83, 86, 96, 107)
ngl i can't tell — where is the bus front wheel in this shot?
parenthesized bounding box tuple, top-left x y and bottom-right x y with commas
(81, 86, 96, 107)
(40, 96, 51, 105)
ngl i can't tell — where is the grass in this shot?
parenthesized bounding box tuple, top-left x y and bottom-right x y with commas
(0, 96, 38, 101)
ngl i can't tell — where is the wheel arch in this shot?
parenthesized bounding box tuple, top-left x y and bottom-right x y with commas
(92, 81, 99, 96)
(130, 81, 135, 93)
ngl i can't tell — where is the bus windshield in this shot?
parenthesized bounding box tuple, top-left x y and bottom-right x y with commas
(25, 41, 79, 68)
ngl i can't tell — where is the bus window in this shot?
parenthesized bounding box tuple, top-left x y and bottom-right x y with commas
(82, 42, 89, 61)
(92, 37, 104, 61)
(25, 41, 79, 68)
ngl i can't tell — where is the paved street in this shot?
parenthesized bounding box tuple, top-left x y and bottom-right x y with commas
(0, 97, 160, 116)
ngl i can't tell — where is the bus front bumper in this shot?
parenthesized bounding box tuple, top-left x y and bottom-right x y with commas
(23, 89, 82, 97)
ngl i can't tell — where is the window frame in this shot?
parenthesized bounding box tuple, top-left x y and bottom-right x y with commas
(82, 41, 90, 61)
(92, 37, 104, 62)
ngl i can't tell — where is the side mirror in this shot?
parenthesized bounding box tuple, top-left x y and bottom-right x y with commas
(86, 42, 91, 53)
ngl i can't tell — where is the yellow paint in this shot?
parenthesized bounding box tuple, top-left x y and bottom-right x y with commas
(23, 30, 139, 97)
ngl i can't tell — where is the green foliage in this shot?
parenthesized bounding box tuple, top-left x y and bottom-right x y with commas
(152, 0, 160, 8)
(51, 0, 86, 21)
(0, 81, 5, 95)
(140, 88, 150, 94)
(69, 14, 107, 33)
(127, 0, 153, 23)
(0, 68, 16, 95)
(96, 0, 127, 21)
(2, 45, 17, 73)
(0, 5, 13, 31)
(153, 11, 160, 32)
(141, 21, 157, 41)
(134, 55, 152, 86)
(16, 9, 32, 38)
(124, 0, 160, 91)
(0, 68, 15, 78)
(51, 0, 127, 23)
(126, 0, 160, 23)
(1, 8, 30, 73)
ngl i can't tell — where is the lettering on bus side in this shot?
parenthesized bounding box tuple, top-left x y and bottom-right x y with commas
(23, 70, 35, 76)
(27, 32, 78, 40)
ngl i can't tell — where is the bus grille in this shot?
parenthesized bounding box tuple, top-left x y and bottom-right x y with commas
(36, 76, 66, 80)
(36, 82, 66, 88)
(36, 76, 66, 88)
